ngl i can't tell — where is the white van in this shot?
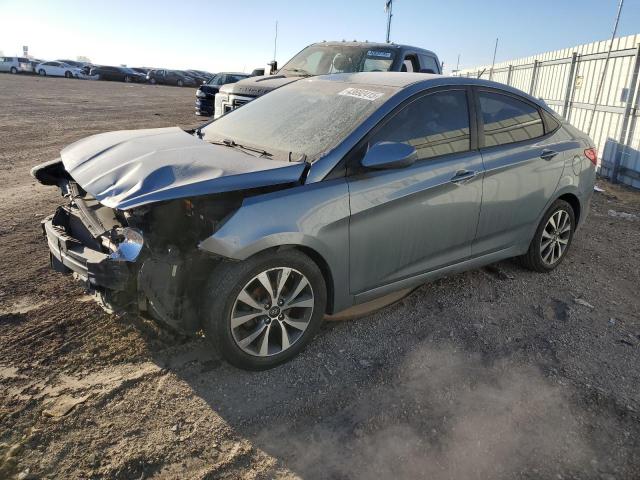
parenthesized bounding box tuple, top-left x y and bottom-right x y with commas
(0, 57, 31, 74)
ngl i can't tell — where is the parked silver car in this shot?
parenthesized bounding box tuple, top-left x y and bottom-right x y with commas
(0, 56, 32, 74)
(32, 73, 596, 369)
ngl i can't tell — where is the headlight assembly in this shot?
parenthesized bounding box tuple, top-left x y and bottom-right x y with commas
(109, 227, 144, 262)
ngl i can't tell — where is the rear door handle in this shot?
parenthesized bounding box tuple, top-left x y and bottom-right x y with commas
(540, 149, 558, 161)
(450, 169, 477, 184)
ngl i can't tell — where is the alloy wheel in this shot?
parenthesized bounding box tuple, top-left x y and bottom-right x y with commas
(230, 267, 314, 357)
(540, 209, 571, 265)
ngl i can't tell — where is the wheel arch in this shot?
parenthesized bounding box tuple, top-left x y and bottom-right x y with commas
(557, 192, 581, 224)
(229, 243, 337, 315)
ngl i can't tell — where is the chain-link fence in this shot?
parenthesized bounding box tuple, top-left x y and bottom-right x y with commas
(456, 34, 640, 189)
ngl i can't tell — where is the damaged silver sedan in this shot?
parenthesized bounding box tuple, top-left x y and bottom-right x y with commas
(33, 73, 596, 369)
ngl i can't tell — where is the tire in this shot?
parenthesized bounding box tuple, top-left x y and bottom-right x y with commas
(149, 77, 156, 84)
(64, 71, 72, 78)
(38, 69, 46, 76)
(10, 67, 17, 74)
(124, 75, 131, 83)
(177, 79, 184, 87)
(204, 249, 327, 370)
(519, 199, 575, 272)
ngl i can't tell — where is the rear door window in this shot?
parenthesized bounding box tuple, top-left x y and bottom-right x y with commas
(369, 89, 471, 160)
(478, 91, 544, 147)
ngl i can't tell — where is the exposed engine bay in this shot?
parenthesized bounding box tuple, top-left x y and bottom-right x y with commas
(34, 157, 293, 335)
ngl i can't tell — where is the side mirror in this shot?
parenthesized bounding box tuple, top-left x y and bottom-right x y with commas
(361, 142, 417, 170)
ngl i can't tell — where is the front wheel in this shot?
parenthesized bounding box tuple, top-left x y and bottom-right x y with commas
(177, 79, 184, 87)
(204, 250, 327, 370)
(64, 71, 72, 78)
(10, 67, 18, 74)
(38, 69, 46, 76)
(519, 199, 575, 272)
(124, 75, 131, 83)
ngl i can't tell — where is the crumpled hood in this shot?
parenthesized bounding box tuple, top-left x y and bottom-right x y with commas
(60, 127, 306, 210)
(220, 75, 300, 97)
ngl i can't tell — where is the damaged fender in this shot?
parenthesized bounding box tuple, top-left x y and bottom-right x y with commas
(197, 178, 353, 313)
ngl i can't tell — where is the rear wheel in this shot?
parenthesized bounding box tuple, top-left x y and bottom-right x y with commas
(10, 67, 17, 74)
(38, 69, 46, 76)
(177, 79, 184, 87)
(519, 199, 575, 272)
(124, 75, 131, 83)
(204, 250, 327, 370)
(149, 77, 156, 84)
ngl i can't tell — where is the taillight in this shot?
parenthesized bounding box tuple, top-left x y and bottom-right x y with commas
(584, 148, 597, 165)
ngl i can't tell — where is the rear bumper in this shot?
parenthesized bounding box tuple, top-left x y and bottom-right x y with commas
(42, 210, 133, 291)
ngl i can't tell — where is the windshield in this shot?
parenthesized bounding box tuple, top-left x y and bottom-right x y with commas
(202, 78, 397, 161)
(279, 45, 397, 77)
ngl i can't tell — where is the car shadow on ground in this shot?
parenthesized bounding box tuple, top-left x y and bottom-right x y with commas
(140, 260, 626, 479)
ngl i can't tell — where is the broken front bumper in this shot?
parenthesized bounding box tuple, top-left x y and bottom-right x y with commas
(42, 208, 133, 291)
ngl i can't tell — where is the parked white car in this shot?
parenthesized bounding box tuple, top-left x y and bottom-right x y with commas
(0, 56, 32, 74)
(35, 61, 83, 78)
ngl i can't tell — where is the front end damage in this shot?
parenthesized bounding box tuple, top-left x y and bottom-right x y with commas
(31, 127, 308, 334)
(32, 135, 307, 334)
(39, 176, 241, 334)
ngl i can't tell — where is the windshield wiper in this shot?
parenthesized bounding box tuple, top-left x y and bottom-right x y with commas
(209, 138, 273, 158)
(282, 68, 312, 77)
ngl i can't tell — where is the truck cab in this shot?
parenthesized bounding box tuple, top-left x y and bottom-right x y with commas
(213, 41, 441, 119)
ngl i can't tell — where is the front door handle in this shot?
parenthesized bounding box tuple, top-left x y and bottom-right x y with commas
(450, 169, 477, 184)
(540, 149, 558, 161)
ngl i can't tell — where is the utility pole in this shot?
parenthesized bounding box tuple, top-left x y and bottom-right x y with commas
(587, 0, 624, 137)
(385, 0, 393, 43)
(273, 20, 278, 62)
(489, 38, 498, 80)
(456, 54, 460, 71)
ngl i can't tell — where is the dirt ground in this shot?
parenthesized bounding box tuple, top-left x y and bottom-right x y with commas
(1, 74, 640, 480)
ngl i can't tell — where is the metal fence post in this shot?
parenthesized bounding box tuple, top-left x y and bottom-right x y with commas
(562, 52, 579, 119)
(612, 43, 640, 183)
(506, 65, 513, 86)
(529, 60, 539, 95)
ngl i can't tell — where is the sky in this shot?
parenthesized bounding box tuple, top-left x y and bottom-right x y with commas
(1, 0, 639, 74)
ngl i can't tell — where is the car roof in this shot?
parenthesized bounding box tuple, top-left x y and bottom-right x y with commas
(220, 72, 249, 76)
(310, 41, 438, 59)
(310, 72, 551, 110)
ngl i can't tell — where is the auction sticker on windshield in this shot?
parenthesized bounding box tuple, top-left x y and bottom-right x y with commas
(338, 87, 384, 101)
(367, 50, 392, 58)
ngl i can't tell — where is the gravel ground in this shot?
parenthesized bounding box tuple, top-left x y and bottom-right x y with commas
(1, 73, 640, 480)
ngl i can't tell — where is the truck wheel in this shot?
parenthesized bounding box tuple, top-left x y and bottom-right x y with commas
(204, 250, 327, 370)
(519, 199, 575, 272)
